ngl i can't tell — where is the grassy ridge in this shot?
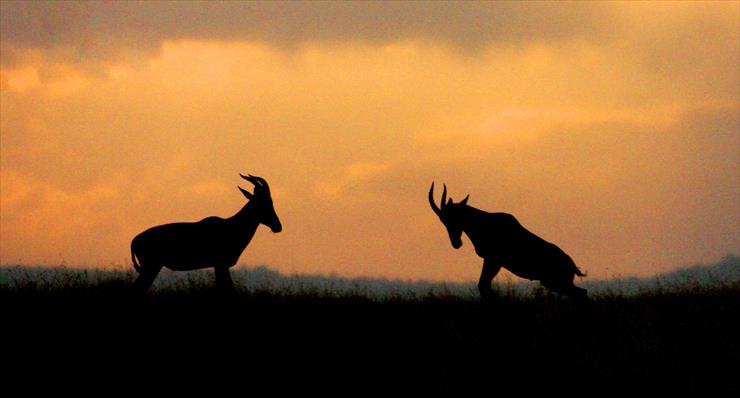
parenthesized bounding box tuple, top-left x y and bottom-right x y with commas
(2, 269, 739, 394)
(3, 254, 738, 297)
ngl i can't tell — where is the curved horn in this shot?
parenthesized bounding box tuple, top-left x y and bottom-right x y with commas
(429, 182, 441, 216)
(240, 174, 272, 197)
(238, 186, 254, 200)
(248, 175, 271, 196)
(248, 174, 269, 188)
(240, 173, 258, 186)
(441, 184, 448, 210)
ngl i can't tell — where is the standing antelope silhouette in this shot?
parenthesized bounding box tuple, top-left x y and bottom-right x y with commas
(429, 183, 588, 301)
(131, 174, 282, 293)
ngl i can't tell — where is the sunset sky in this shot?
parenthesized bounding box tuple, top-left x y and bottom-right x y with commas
(1, 1, 738, 282)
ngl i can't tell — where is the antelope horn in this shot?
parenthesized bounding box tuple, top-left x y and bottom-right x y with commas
(241, 174, 273, 197)
(248, 174, 269, 188)
(248, 175, 271, 195)
(429, 182, 442, 216)
(441, 184, 447, 210)
(240, 173, 263, 187)
(240, 173, 255, 184)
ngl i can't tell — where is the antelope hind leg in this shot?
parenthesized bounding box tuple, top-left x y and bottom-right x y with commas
(541, 279, 589, 302)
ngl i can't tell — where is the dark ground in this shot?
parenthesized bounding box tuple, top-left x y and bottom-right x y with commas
(2, 282, 738, 395)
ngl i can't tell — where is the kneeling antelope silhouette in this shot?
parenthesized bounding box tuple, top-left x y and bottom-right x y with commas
(131, 174, 282, 293)
(429, 183, 588, 301)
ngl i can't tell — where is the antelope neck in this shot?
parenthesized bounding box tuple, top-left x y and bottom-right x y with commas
(230, 201, 261, 239)
(458, 205, 486, 244)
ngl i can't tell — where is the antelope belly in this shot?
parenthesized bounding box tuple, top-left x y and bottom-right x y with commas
(502, 260, 546, 281)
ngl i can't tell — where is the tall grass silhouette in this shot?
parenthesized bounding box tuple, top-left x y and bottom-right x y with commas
(2, 258, 737, 394)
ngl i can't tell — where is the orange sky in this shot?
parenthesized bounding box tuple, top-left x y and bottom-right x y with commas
(1, 1, 738, 281)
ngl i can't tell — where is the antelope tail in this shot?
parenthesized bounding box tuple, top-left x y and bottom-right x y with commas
(131, 244, 141, 273)
(574, 265, 587, 277)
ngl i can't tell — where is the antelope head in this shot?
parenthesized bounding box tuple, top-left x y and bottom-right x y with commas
(239, 174, 282, 233)
(429, 182, 469, 249)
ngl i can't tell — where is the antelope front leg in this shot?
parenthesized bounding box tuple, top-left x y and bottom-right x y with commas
(214, 266, 236, 294)
(478, 258, 501, 302)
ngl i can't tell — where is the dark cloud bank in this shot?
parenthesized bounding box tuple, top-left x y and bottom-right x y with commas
(1, 1, 612, 63)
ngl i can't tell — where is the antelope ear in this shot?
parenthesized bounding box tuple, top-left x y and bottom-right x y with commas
(239, 186, 254, 200)
(460, 195, 469, 205)
(447, 198, 453, 207)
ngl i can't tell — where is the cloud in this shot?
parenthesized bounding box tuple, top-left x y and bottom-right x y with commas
(315, 161, 392, 199)
(3, 2, 736, 78)
(2, 3, 736, 108)
(1, 1, 615, 63)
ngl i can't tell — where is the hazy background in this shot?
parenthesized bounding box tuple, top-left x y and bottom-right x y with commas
(1, 1, 738, 282)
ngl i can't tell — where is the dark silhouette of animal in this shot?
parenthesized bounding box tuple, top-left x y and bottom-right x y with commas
(131, 174, 282, 293)
(429, 183, 588, 301)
